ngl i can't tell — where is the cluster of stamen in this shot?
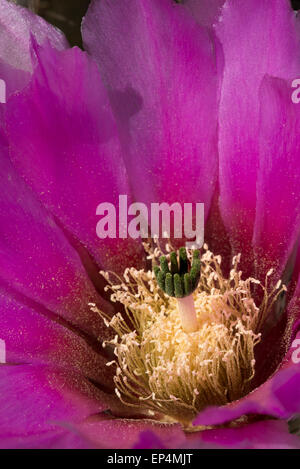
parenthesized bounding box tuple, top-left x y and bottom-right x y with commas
(90, 243, 286, 427)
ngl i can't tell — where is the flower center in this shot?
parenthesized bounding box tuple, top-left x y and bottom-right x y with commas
(90, 243, 285, 428)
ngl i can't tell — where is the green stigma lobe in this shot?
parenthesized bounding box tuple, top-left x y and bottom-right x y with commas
(160, 256, 170, 275)
(170, 251, 179, 275)
(179, 247, 188, 275)
(165, 273, 175, 297)
(154, 248, 201, 298)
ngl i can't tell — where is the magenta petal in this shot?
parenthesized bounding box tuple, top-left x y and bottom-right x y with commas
(83, 0, 219, 222)
(0, 142, 112, 338)
(0, 0, 68, 131)
(0, 0, 67, 98)
(71, 418, 185, 449)
(133, 431, 166, 449)
(198, 420, 300, 449)
(184, 0, 225, 28)
(0, 428, 95, 450)
(288, 282, 300, 336)
(194, 359, 300, 426)
(0, 364, 106, 439)
(0, 61, 30, 104)
(0, 0, 67, 73)
(253, 77, 300, 279)
(0, 284, 115, 387)
(6, 42, 144, 274)
(216, 0, 300, 273)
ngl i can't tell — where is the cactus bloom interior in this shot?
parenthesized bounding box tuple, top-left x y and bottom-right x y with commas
(0, 0, 300, 449)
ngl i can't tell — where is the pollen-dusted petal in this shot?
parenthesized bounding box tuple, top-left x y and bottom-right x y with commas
(183, 0, 225, 28)
(5, 42, 145, 276)
(196, 420, 300, 449)
(253, 77, 300, 281)
(216, 0, 300, 275)
(0, 0, 68, 126)
(194, 365, 300, 431)
(69, 417, 186, 450)
(0, 429, 95, 450)
(0, 365, 147, 448)
(0, 364, 107, 439)
(0, 141, 112, 338)
(0, 0, 67, 74)
(0, 0, 67, 96)
(83, 0, 220, 238)
(0, 284, 114, 388)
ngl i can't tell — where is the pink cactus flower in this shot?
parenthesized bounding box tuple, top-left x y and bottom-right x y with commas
(0, 0, 300, 449)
